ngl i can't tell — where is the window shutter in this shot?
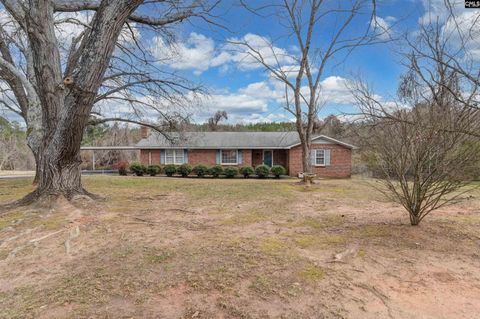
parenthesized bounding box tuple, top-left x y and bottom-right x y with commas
(184, 149, 188, 164)
(160, 149, 165, 164)
(216, 150, 221, 164)
(238, 150, 243, 164)
(325, 149, 331, 166)
(310, 149, 316, 166)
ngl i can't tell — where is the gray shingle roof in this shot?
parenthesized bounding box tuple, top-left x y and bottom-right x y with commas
(136, 131, 355, 149)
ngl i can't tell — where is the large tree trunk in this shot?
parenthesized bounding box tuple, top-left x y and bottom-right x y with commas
(10, 0, 143, 206)
(35, 148, 84, 198)
(17, 117, 92, 206)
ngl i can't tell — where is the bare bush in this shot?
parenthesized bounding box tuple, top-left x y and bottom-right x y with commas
(350, 1, 480, 225)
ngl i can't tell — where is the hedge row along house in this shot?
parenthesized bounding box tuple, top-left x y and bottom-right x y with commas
(137, 128, 355, 178)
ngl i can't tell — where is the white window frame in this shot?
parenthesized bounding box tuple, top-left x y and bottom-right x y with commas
(220, 149, 238, 165)
(165, 149, 184, 164)
(315, 149, 326, 166)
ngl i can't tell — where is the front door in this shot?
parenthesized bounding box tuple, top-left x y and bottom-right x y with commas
(263, 150, 273, 167)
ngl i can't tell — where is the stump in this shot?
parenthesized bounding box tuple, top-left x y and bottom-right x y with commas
(302, 173, 316, 188)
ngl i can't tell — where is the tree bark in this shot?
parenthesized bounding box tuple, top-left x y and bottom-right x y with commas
(7, 0, 143, 206)
(409, 212, 421, 226)
(0, 0, 207, 208)
(35, 143, 83, 198)
(301, 138, 312, 174)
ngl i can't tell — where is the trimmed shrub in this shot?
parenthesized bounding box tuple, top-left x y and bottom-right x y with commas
(115, 160, 129, 176)
(255, 165, 270, 178)
(164, 164, 177, 177)
(209, 165, 224, 178)
(192, 164, 209, 177)
(239, 166, 254, 178)
(270, 165, 286, 178)
(224, 167, 238, 178)
(146, 165, 161, 176)
(130, 162, 146, 176)
(177, 164, 192, 177)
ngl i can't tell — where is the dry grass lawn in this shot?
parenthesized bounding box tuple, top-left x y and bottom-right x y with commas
(0, 176, 479, 318)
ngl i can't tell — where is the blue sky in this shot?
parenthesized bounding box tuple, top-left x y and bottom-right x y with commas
(149, 0, 428, 124)
(1, 0, 477, 125)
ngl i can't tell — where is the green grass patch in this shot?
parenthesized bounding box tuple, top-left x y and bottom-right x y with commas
(0, 211, 25, 230)
(352, 224, 390, 237)
(0, 179, 34, 203)
(357, 248, 366, 258)
(259, 237, 290, 255)
(31, 213, 66, 230)
(298, 264, 324, 282)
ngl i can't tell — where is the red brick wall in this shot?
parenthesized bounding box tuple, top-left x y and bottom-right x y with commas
(242, 150, 252, 167)
(287, 144, 352, 178)
(140, 150, 149, 165)
(252, 150, 263, 167)
(141, 146, 351, 178)
(188, 149, 217, 166)
(141, 149, 253, 167)
(140, 150, 160, 165)
(273, 149, 287, 167)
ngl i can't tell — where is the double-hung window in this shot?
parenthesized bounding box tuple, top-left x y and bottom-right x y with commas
(221, 149, 238, 164)
(315, 149, 325, 166)
(165, 149, 184, 164)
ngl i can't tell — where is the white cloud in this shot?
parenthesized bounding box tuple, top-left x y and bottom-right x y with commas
(152, 32, 220, 75)
(191, 75, 360, 123)
(419, 0, 480, 25)
(205, 93, 269, 113)
(318, 76, 356, 104)
(189, 80, 286, 123)
(416, 1, 480, 61)
(238, 81, 283, 100)
(53, 11, 140, 61)
(442, 10, 480, 60)
(151, 32, 297, 74)
(228, 112, 294, 124)
(370, 15, 396, 40)
(88, 75, 372, 125)
(54, 12, 90, 45)
(419, 0, 463, 25)
(224, 33, 296, 71)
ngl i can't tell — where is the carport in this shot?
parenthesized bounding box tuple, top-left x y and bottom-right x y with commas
(80, 146, 140, 171)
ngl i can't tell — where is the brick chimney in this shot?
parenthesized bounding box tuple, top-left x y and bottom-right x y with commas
(140, 126, 150, 139)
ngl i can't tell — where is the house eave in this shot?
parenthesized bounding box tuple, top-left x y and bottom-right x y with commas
(285, 135, 357, 149)
(136, 146, 290, 150)
(80, 146, 140, 151)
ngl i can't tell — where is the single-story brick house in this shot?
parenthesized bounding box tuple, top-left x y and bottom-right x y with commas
(137, 130, 355, 178)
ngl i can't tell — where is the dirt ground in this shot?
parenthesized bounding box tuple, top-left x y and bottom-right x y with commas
(0, 176, 479, 319)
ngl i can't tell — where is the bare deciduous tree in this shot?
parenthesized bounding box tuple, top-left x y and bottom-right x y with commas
(0, 0, 217, 206)
(411, 0, 480, 116)
(350, 2, 480, 225)
(354, 98, 479, 225)
(0, 125, 18, 170)
(233, 0, 388, 177)
(0, 116, 34, 170)
(207, 110, 227, 131)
